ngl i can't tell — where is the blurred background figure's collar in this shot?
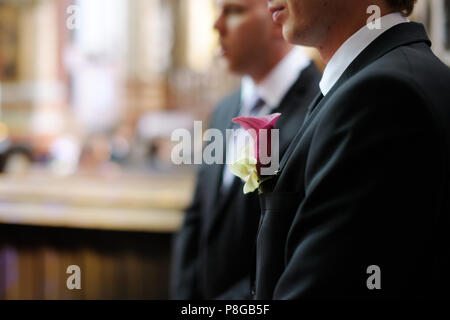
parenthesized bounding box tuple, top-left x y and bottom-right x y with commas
(241, 46, 311, 115)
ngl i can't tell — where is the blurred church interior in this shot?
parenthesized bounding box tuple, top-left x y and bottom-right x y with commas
(0, 0, 448, 299)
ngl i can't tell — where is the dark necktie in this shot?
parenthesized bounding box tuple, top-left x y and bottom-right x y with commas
(249, 97, 266, 116)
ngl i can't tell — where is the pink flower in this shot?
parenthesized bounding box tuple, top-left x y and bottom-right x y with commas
(232, 113, 281, 175)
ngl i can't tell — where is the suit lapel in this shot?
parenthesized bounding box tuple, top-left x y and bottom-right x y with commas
(275, 63, 319, 154)
(215, 72, 313, 209)
(278, 91, 327, 172)
(278, 22, 431, 174)
(206, 63, 320, 236)
(206, 90, 242, 222)
(216, 176, 241, 212)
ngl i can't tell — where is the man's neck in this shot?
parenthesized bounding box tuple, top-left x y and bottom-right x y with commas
(318, 7, 397, 64)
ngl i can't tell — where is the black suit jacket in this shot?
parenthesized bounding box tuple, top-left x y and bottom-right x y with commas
(255, 22, 450, 299)
(171, 63, 321, 299)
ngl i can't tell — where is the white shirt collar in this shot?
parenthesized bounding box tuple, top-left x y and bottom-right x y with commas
(241, 46, 311, 114)
(319, 12, 409, 96)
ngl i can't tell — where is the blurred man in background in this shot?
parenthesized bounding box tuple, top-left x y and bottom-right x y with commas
(171, 0, 321, 299)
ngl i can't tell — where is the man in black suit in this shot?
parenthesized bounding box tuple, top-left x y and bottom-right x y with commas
(171, 0, 321, 299)
(254, 0, 450, 299)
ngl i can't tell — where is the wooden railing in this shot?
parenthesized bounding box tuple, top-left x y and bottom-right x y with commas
(0, 171, 193, 299)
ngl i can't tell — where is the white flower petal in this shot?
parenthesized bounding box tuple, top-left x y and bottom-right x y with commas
(229, 135, 259, 194)
(243, 171, 259, 194)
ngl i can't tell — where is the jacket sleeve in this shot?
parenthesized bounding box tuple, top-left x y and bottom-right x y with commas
(215, 276, 252, 300)
(170, 166, 205, 299)
(273, 75, 442, 299)
(170, 105, 222, 299)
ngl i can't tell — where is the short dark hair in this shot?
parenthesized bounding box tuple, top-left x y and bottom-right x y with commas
(386, 0, 417, 16)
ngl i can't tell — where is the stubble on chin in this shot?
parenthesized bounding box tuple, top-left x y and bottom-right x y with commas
(287, 0, 335, 46)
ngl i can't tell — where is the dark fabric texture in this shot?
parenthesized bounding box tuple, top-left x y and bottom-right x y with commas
(171, 63, 321, 299)
(254, 22, 450, 299)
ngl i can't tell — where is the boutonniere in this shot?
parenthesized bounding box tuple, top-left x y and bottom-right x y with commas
(229, 113, 281, 194)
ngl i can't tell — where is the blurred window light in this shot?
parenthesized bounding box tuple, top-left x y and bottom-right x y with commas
(75, 0, 128, 59)
(127, 0, 174, 77)
(186, 0, 217, 71)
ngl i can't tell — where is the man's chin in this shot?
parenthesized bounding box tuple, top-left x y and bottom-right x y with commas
(220, 57, 248, 76)
(224, 61, 241, 75)
(282, 23, 307, 46)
